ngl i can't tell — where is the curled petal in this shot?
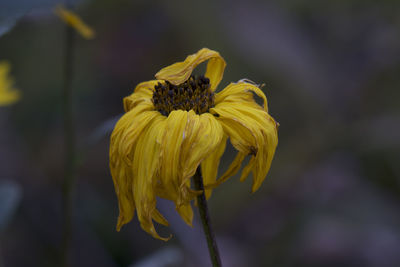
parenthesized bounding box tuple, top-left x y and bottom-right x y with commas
(212, 106, 257, 154)
(114, 109, 160, 166)
(110, 109, 162, 233)
(155, 48, 226, 91)
(204, 152, 246, 190)
(123, 80, 161, 112)
(156, 110, 224, 226)
(111, 158, 135, 231)
(177, 203, 194, 227)
(154, 111, 195, 226)
(152, 209, 169, 226)
(215, 82, 269, 112)
(158, 110, 188, 210)
(179, 111, 224, 201)
(132, 114, 171, 241)
(201, 135, 227, 199)
(210, 100, 278, 192)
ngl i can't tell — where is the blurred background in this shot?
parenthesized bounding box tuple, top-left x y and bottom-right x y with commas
(1, 0, 400, 266)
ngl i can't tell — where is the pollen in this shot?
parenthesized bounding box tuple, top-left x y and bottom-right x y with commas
(152, 75, 215, 116)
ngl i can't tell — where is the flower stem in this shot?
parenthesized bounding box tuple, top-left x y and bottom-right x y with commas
(193, 167, 222, 267)
(61, 3, 76, 266)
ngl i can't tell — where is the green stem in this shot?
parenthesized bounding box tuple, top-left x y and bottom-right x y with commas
(61, 4, 76, 267)
(193, 167, 222, 267)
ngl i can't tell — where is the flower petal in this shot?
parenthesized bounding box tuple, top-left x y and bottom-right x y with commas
(55, 5, 95, 39)
(210, 98, 278, 192)
(132, 114, 171, 241)
(155, 111, 195, 226)
(110, 108, 162, 232)
(157, 110, 188, 208)
(204, 152, 246, 189)
(123, 80, 162, 112)
(215, 82, 269, 112)
(179, 111, 224, 200)
(201, 135, 227, 199)
(155, 48, 226, 91)
(156, 110, 224, 226)
(0, 61, 20, 106)
(0, 87, 20, 106)
(152, 209, 169, 226)
(115, 110, 160, 166)
(111, 158, 135, 231)
(176, 203, 194, 227)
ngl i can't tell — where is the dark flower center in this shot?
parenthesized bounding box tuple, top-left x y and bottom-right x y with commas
(152, 75, 215, 116)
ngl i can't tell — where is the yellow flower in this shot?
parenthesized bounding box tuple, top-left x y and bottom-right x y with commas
(0, 61, 20, 106)
(55, 5, 95, 39)
(110, 48, 278, 240)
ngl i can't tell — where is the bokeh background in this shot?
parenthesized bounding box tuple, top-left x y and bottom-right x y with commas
(1, 0, 400, 266)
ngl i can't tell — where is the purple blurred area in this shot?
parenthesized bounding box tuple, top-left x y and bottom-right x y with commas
(1, 0, 400, 266)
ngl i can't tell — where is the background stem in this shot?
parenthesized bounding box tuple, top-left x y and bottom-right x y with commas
(193, 167, 222, 267)
(61, 4, 76, 266)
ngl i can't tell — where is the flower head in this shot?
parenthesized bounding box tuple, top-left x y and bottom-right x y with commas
(0, 61, 20, 106)
(110, 48, 278, 240)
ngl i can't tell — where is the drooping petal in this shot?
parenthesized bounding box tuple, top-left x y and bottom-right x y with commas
(179, 111, 224, 200)
(201, 135, 227, 199)
(204, 152, 246, 190)
(153, 111, 195, 226)
(176, 203, 194, 227)
(109, 112, 142, 230)
(123, 80, 161, 112)
(215, 82, 269, 112)
(132, 114, 171, 241)
(157, 110, 188, 209)
(205, 55, 226, 92)
(155, 48, 226, 91)
(212, 106, 257, 155)
(155, 186, 194, 227)
(111, 157, 135, 231)
(116, 110, 160, 166)
(110, 106, 162, 231)
(152, 209, 169, 226)
(210, 92, 278, 192)
(156, 110, 225, 226)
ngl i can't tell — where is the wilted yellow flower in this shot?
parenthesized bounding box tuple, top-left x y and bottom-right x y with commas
(0, 61, 20, 106)
(55, 5, 95, 39)
(110, 48, 278, 240)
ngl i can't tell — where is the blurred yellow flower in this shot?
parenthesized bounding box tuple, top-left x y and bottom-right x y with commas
(0, 61, 20, 106)
(109, 48, 278, 240)
(55, 5, 95, 39)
